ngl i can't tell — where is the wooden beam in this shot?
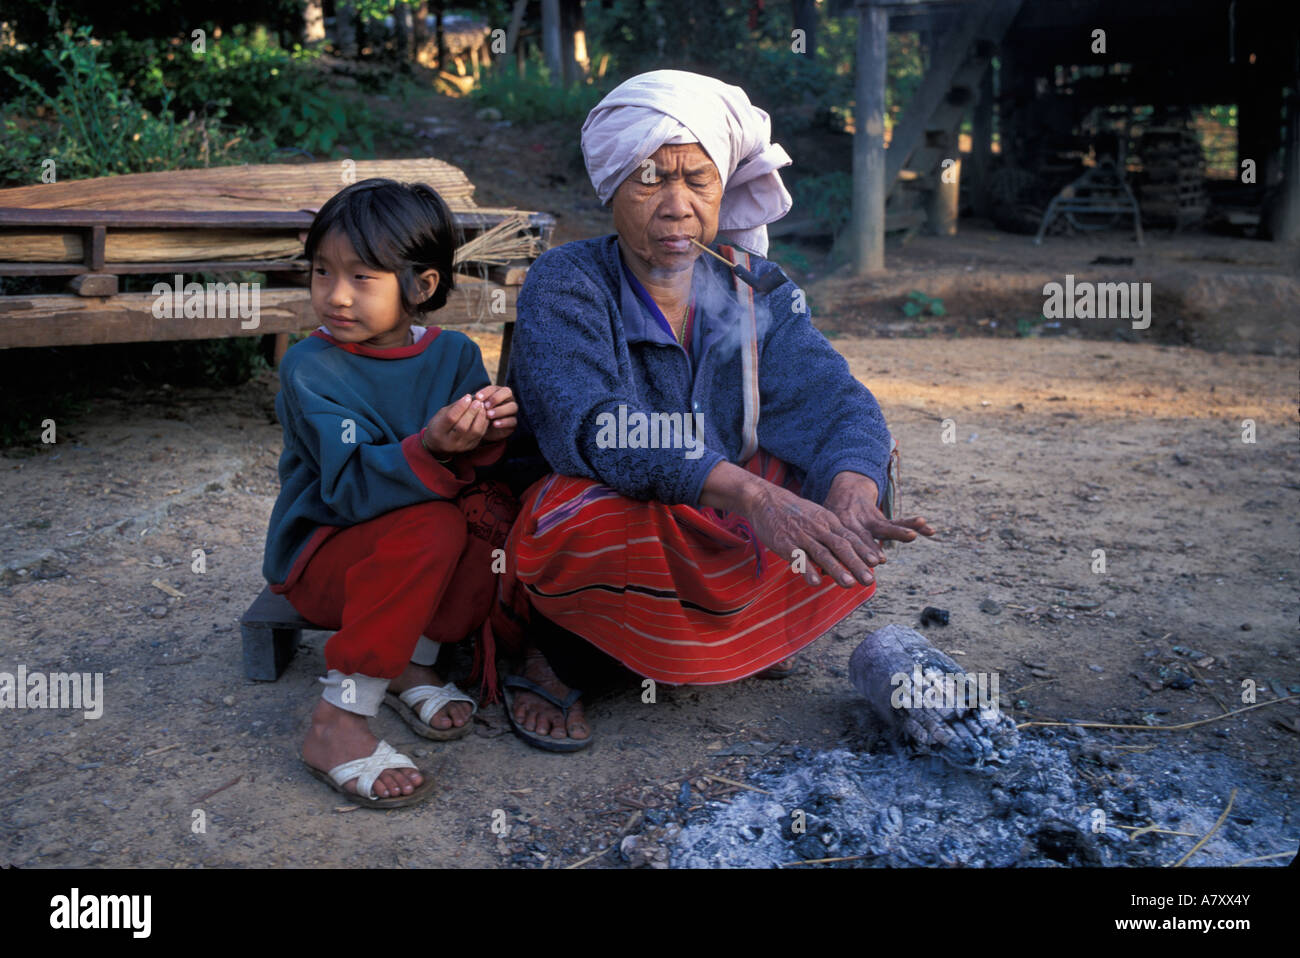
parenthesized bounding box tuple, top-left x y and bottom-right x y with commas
(927, 156, 960, 235)
(0, 209, 555, 272)
(852, 1, 889, 274)
(67, 273, 117, 297)
(0, 160, 477, 213)
(1275, 91, 1300, 245)
(506, 0, 527, 53)
(970, 64, 994, 218)
(0, 280, 519, 349)
(884, 4, 983, 189)
(0, 207, 554, 232)
(0, 260, 311, 277)
(88, 224, 105, 270)
(885, 0, 1020, 196)
(541, 0, 563, 84)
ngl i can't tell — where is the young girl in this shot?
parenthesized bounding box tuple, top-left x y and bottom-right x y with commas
(263, 178, 518, 808)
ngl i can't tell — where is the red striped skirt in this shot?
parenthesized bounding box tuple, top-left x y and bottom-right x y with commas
(489, 450, 878, 686)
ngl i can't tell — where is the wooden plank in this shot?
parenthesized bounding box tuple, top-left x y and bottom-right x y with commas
(0, 209, 555, 267)
(0, 209, 313, 229)
(488, 260, 532, 286)
(496, 320, 515, 385)
(242, 585, 320, 630)
(0, 259, 310, 277)
(0, 207, 555, 230)
(0, 280, 520, 349)
(67, 273, 117, 296)
(88, 224, 105, 270)
(0, 230, 306, 265)
(927, 156, 959, 234)
(0, 159, 478, 212)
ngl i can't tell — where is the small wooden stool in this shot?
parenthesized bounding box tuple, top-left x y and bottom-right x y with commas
(239, 585, 326, 681)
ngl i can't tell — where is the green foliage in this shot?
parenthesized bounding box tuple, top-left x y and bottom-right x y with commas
(766, 240, 810, 275)
(901, 290, 946, 318)
(792, 172, 853, 234)
(1015, 315, 1048, 337)
(114, 25, 389, 158)
(587, 0, 752, 71)
(584, 0, 852, 134)
(471, 58, 607, 124)
(1, 26, 263, 181)
(886, 32, 926, 132)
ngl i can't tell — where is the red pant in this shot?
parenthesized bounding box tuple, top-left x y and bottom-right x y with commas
(283, 482, 516, 679)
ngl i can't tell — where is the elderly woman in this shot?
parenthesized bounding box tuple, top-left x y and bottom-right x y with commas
(490, 70, 934, 750)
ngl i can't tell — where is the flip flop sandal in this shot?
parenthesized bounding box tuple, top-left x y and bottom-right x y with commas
(303, 739, 435, 809)
(756, 655, 802, 680)
(384, 683, 478, 741)
(501, 673, 593, 753)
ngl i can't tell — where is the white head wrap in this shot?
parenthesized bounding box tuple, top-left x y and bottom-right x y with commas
(580, 70, 792, 256)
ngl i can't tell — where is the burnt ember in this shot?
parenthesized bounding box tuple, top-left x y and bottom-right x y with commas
(668, 729, 1296, 868)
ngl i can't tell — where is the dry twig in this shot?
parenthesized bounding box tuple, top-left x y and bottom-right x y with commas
(1170, 788, 1236, 867)
(1017, 694, 1298, 732)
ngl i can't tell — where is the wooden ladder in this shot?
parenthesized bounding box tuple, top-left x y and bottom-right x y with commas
(884, 0, 1024, 236)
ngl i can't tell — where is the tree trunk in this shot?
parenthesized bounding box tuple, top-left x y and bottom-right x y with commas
(413, 1, 431, 51)
(302, 0, 325, 44)
(542, 0, 563, 84)
(970, 64, 993, 218)
(393, 2, 416, 61)
(792, 0, 816, 56)
(561, 0, 586, 87)
(1274, 91, 1300, 244)
(506, 0, 527, 54)
(435, 3, 446, 71)
(335, 0, 358, 58)
(852, 2, 888, 274)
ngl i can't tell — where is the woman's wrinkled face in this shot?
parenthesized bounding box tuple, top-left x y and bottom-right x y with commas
(610, 142, 722, 274)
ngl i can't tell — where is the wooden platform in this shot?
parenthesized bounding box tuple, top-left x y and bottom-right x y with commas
(0, 159, 554, 376)
(240, 585, 325, 681)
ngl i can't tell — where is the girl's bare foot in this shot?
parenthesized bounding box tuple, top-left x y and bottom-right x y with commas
(509, 647, 590, 741)
(301, 698, 423, 799)
(388, 660, 474, 731)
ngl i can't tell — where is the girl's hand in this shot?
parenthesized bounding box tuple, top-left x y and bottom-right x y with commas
(475, 385, 518, 443)
(422, 394, 491, 458)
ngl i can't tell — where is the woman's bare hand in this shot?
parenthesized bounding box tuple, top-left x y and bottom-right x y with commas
(745, 480, 879, 589)
(823, 471, 936, 556)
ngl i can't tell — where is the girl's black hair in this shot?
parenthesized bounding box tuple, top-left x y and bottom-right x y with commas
(304, 177, 459, 314)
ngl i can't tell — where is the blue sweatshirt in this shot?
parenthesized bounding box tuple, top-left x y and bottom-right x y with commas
(263, 327, 503, 590)
(507, 235, 893, 508)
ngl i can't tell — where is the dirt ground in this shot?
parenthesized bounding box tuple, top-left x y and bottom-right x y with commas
(2, 87, 1298, 868)
(2, 328, 1296, 867)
